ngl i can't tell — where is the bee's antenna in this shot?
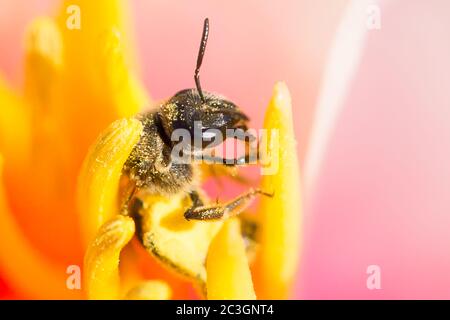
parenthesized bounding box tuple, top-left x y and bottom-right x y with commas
(195, 18, 209, 102)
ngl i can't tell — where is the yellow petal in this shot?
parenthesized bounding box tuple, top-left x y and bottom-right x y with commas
(0, 154, 82, 299)
(254, 82, 302, 299)
(84, 215, 135, 299)
(23, 17, 67, 178)
(206, 218, 256, 300)
(57, 0, 137, 79)
(77, 118, 143, 246)
(0, 76, 31, 168)
(95, 28, 150, 118)
(139, 193, 222, 287)
(56, 0, 145, 117)
(56, 1, 147, 181)
(20, 18, 83, 261)
(23, 17, 67, 181)
(118, 243, 144, 296)
(24, 17, 62, 108)
(125, 280, 171, 300)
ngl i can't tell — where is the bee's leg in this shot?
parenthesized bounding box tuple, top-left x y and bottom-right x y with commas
(184, 188, 273, 221)
(120, 188, 136, 216)
(128, 196, 145, 239)
(196, 133, 259, 167)
(118, 176, 138, 216)
(189, 190, 204, 207)
(195, 154, 256, 167)
(240, 216, 259, 262)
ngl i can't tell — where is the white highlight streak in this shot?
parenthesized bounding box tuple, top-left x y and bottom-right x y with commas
(304, 0, 373, 199)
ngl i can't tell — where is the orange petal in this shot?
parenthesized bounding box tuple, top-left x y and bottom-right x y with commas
(84, 215, 135, 299)
(129, 239, 195, 300)
(0, 154, 82, 299)
(206, 218, 256, 300)
(12, 16, 85, 263)
(253, 82, 302, 299)
(77, 118, 143, 247)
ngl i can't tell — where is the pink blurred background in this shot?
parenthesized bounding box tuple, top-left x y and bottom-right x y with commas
(1, 0, 450, 299)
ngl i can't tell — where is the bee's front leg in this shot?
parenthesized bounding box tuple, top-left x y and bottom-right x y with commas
(188, 190, 204, 207)
(184, 188, 272, 221)
(195, 154, 257, 167)
(119, 179, 138, 216)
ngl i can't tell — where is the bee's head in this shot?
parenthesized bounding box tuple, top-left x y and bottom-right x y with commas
(158, 89, 253, 148)
(158, 18, 254, 149)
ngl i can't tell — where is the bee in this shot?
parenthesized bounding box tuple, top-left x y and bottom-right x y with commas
(121, 18, 270, 222)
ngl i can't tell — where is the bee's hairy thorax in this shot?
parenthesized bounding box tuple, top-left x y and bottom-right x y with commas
(122, 111, 195, 195)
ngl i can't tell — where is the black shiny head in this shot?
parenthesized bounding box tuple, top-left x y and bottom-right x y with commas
(157, 18, 253, 149)
(158, 89, 251, 148)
